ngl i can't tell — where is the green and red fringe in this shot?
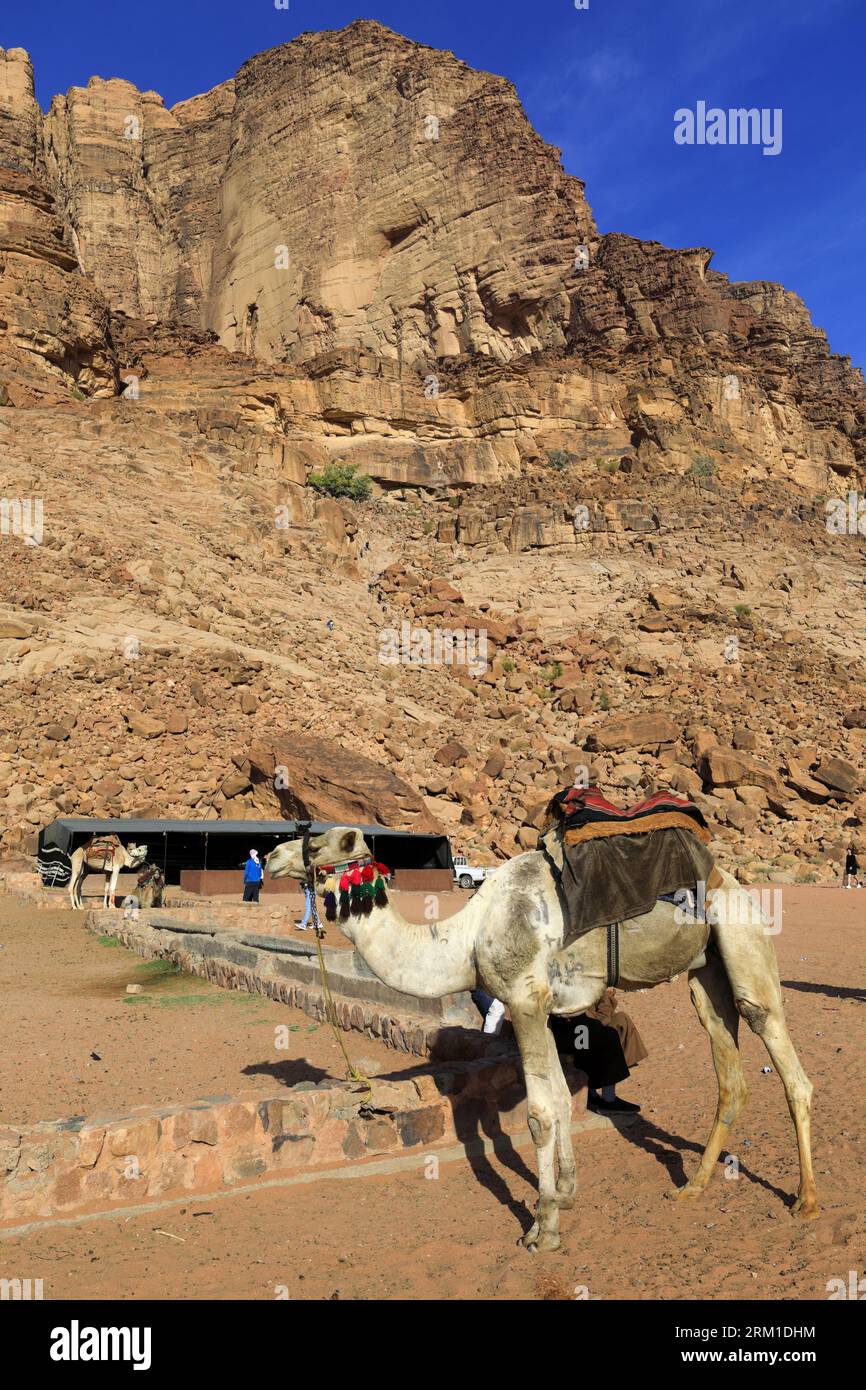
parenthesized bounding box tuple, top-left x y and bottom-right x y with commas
(328, 860, 390, 921)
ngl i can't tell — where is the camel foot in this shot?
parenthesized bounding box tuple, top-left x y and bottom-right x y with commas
(519, 1228, 561, 1253)
(791, 1192, 820, 1220)
(666, 1181, 705, 1204)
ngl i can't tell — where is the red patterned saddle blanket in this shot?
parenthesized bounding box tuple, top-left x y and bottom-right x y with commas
(541, 786, 718, 947)
(545, 785, 711, 847)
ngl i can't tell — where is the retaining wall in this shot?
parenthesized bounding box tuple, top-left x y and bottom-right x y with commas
(0, 1058, 595, 1225)
(84, 907, 479, 1056)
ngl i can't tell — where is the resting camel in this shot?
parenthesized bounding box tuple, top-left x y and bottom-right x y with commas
(68, 835, 148, 910)
(268, 826, 818, 1252)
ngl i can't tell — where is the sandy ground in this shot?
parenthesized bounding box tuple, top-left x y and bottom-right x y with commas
(0, 907, 406, 1125)
(0, 886, 863, 1300)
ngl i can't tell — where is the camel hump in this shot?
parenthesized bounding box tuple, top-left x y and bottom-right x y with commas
(83, 833, 123, 860)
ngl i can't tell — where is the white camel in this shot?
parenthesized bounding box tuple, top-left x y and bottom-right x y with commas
(68, 835, 148, 910)
(268, 826, 818, 1252)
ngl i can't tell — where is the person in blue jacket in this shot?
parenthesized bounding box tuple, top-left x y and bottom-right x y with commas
(243, 848, 264, 903)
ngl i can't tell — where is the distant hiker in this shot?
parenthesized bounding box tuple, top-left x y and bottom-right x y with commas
(296, 880, 314, 930)
(243, 849, 264, 903)
(844, 844, 861, 889)
(549, 989, 647, 1114)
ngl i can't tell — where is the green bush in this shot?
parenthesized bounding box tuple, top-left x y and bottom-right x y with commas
(546, 448, 579, 471)
(689, 455, 717, 477)
(308, 461, 372, 500)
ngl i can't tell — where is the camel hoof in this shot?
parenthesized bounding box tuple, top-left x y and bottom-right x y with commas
(666, 1182, 703, 1203)
(519, 1219, 560, 1252)
(792, 1196, 820, 1220)
(556, 1194, 575, 1210)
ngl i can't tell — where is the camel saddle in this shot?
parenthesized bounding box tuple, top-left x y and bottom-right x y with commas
(136, 862, 163, 889)
(84, 833, 123, 868)
(540, 786, 718, 948)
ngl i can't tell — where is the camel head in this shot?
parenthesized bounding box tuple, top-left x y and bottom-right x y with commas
(126, 844, 148, 867)
(266, 826, 371, 880)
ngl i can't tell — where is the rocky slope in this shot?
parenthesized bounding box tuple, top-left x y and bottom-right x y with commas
(0, 23, 864, 881)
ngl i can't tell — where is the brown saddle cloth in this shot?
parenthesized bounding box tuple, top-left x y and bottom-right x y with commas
(84, 834, 122, 867)
(541, 787, 716, 948)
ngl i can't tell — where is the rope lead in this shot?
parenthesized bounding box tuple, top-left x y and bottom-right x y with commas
(306, 866, 373, 1103)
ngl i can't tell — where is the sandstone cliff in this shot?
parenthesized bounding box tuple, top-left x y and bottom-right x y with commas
(0, 23, 864, 877)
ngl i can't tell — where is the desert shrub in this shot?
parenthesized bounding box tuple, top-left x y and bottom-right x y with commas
(308, 461, 372, 500)
(596, 457, 622, 473)
(689, 455, 717, 477)
(540, 662, 563, 682)
(546, 448, 579, 471)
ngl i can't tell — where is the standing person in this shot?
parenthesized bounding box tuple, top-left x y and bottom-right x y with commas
(296, 879, 314, 930)
(471, 989, 507, 1035)
(549, 988, 646, 1114)
(243, 848, 264, 903)
(844, 843, 861, 889)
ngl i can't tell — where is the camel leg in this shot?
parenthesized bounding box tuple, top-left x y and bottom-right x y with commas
(72, 865, 84, 909)
(752, 1011, 819, 1217)
(712, 902, 819, 1219)
(670, 949, 747, 1202)
(546, 1028, 576, 1207)
(510, 1005, 562, 1252)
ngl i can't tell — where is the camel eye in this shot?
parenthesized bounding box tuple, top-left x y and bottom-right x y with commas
(340, 832, 356, 854)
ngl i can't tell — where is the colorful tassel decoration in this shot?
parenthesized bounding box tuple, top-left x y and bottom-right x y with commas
(350, 866, 363, 913)
(339, 871, 351, 920)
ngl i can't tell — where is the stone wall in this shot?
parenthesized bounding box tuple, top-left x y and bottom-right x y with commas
(0, 1057, 594, 1225)
(84, 906, 479, 1056)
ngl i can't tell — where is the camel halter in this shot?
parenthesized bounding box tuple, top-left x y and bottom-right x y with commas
(299, 824, 372, 1101)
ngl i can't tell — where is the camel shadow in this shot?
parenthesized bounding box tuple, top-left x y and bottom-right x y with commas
(781, 979, 865, 1002)
(379, 1029, 539, 1231)
(242, 1059, 332, 1088)
(615, 1113, 795, 1208)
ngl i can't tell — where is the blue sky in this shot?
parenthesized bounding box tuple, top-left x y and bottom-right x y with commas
(5, 0, 864, 369)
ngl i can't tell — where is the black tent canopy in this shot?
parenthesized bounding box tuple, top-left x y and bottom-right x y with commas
(39, 817, 454, 885)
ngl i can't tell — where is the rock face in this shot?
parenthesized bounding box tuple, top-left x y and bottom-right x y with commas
(0, 23, 864, 880)
(245, 735, 440, 832)
(40, 24, 594, 368)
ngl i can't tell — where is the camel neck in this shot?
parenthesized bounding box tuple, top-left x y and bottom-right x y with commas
(346, 895, 481, 998)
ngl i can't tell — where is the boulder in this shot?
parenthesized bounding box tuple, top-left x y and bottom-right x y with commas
(587, 714, 678, 752)
(246, 733, 441, 831)
(0, 618, 31, 639)
(700, 748, 786, 799)
(124, 712, 165, 739)
(813, 756, 860, 797)
(433, 742, 469, 767)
